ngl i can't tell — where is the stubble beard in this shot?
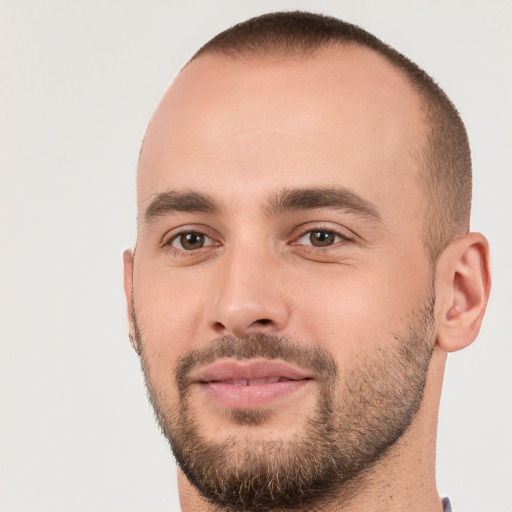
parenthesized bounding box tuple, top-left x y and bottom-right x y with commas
(135, 294, 436, 512)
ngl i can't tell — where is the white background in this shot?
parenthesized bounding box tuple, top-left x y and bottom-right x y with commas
(0, 1, 510, 511)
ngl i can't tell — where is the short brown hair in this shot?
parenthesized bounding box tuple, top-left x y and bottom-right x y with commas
(190, 11, 472, 262)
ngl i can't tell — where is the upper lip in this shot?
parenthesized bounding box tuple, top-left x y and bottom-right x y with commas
(189, 359, 314, 384)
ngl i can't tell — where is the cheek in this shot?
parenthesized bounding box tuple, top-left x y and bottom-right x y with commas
(133, 269, 204, 412)
(133, 261, 207, 364)
(290, 259, 430, 357)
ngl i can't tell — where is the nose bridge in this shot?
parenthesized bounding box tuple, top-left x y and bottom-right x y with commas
(209, 238, 290, 336)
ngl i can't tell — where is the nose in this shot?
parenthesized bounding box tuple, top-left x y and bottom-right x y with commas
(208, 245, 290, 338)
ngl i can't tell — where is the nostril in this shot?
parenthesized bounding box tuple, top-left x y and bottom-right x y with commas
(213, 321, 226, 332)
(211, 316, 279, 336)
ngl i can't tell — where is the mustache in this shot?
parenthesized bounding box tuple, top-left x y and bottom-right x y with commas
(175, 334, 338, 389)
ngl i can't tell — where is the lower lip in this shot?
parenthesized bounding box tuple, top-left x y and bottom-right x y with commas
(199, 380, 311, 408)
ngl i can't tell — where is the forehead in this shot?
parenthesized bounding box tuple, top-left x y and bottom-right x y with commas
(137, 46, 426, 221)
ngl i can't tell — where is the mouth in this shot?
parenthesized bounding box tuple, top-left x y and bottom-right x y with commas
(189, 359, 314, 409)
(209, 376, 301, 385)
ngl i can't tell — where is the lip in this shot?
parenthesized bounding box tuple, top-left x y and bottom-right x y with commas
(189, 359, 314, 409)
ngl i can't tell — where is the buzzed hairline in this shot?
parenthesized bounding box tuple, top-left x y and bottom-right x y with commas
(184, 11, 472, 262)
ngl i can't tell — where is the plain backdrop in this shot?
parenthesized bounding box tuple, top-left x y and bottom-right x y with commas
(0, 1, 510, 511)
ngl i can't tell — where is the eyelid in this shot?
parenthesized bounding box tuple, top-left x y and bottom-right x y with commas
(170, 232, 215, 250)
(160, 224, 221, 249)
(290, 224, 355, 248)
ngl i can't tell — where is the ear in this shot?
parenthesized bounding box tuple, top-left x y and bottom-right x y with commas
(123, 249, 140, 354)
(435, 232, 491, 352)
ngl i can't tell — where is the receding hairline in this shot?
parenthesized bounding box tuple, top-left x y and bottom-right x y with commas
(140, 11, 472, 262)
(185, 17, 444, 137)
(187, 11, 437, 94)
(183, 11, 471, 261)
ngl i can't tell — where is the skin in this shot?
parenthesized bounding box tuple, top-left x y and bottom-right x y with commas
(123, 46, 490, 511)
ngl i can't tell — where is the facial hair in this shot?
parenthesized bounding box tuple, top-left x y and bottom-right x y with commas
(134, 294, 435, 512)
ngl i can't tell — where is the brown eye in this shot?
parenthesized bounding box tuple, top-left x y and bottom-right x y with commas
(171, 232, 208, 250)
(309, 230, 338, 247)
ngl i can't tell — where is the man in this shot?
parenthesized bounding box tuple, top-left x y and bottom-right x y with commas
(123, 11, 490, 512)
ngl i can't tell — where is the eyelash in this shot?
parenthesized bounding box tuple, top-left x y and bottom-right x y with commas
(161, 226, 218, 254)
(292, 225, 353, 250)
(162, 225, 354, 254)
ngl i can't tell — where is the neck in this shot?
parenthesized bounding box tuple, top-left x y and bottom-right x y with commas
(178, 347, 446, 512)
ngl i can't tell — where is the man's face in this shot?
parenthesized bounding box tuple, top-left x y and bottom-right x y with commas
(126, 47, 436, 509)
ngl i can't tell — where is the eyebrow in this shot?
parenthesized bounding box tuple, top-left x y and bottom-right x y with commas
(143, 186, 381, 224)
(144, 190, 220, 224)
(266, 186, 381, 221)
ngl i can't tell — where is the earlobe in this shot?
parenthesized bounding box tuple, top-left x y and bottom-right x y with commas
(436, 232, 491, 353)
(123, 249, 140, 354)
